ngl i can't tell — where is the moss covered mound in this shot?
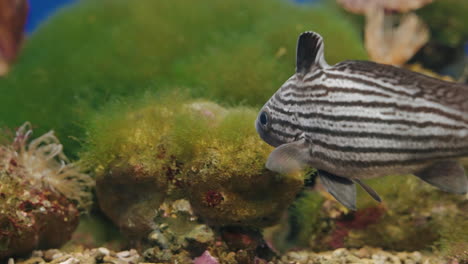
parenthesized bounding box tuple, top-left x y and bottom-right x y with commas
(280, 174, 467, 261)
(82, 92, 304, 232)
(0, 0, 366, 153)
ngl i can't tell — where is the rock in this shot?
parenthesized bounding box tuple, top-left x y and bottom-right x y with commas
(0, 123, 92, 259)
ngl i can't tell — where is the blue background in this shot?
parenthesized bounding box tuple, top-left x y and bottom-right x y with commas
(26, 0, 78, 33)
(23, 0, 468, 55)
(26, 0, 318, 33)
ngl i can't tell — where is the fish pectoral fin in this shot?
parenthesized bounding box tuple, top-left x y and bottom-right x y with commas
(414, 160, 468, 194)
(319, 170, 357, 211)
(353, 179, 382, 203)
(266, 139, 310, 175)
(296, 31, 328, 75)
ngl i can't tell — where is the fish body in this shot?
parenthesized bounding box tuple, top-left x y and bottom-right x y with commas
(256, 31, 468, 209)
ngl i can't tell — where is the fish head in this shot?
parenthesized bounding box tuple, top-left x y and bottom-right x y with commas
(256, 103, 284, 147)
(257, 31, 328, 147)
(256, 82, 304, 147)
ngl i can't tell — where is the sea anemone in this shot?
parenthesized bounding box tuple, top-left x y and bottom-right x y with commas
(0, 122, 94, 209)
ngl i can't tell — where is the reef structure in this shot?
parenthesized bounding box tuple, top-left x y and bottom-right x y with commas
(0, 123, 94, 259)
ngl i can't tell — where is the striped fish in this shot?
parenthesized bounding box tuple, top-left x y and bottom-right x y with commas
(256, 31, 468, 210)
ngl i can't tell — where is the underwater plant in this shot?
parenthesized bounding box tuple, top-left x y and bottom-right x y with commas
(0, 123, 93, 259)
(0, 0, 366, 154)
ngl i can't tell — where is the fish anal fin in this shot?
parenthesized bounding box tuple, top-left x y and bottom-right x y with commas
(266, 139, 310, 175)
(319, 170, 357, 210)
(415, 160, 468, 194)
(296, 31, 328, 75)
(354, 179, 382, 203)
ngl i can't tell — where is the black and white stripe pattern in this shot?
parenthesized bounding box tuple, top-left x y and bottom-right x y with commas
(265, 59, 468, 176)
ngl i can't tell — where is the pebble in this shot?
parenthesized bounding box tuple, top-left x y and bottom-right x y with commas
(274, 248, 446, 264)
(13, 246, 447, 264)
(97, 247, 110, 256)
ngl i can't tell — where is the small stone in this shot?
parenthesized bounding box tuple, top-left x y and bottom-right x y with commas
(411, 252, 422, 262)
(171, 199, 193, 214)
(97, 247, 110, 256)
(332, 248, 348, 258)
(116, 251, 131, 258)
(103, 256, 126, 264)
(148, 230, 170, 249)
(185, 224, 215, 244)
(389, 255, 402, 264)
(372, 254, 389, 264)
(355, 247, 373, 258)
(31, 251, 43, 258)
(347, 254, 365, 263)
(287, 251, 308, 261)
(43, 249, 62, 261)
(58, 258, 80, 264)
(18, 257, 46, 264)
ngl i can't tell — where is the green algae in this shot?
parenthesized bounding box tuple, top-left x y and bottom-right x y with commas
(288, 190, 325, 247)
(342, 175, 466, 253)
(417, 0, 468, 48)
(82, 91, 304, 234)
(280, 173, 467, 259)
(0, 0, 366, 154)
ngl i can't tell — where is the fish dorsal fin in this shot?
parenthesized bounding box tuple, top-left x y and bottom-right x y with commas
(296, 31, 328, 75)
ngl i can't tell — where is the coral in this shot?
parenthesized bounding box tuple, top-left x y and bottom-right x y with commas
(337, 0, 430, 65)
(337, 0, 433, 13)
(365, 9, 429, 66)
(0, 123, 93, 259)
(0, 0, 28, 76)
(0, 0, 366, 153)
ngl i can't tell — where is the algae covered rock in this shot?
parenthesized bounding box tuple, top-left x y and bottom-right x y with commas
(0, 123, 94, 259)
(82, 93, 304, 240)
(280, 174, 467, 262)
(0, 0, 366, 153)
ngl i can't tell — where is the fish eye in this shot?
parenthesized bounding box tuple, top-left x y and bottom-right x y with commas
(259, 111, 269, 126)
